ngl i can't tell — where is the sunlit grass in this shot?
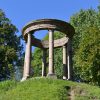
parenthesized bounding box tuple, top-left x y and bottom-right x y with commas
(0, 78, 100, 100)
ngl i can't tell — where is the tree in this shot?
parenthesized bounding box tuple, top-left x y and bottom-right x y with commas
(70, 8, 100, 85)
(0, 9, 23, 81)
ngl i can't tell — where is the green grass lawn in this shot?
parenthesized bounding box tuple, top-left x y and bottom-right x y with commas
(0, 78, 100, 100)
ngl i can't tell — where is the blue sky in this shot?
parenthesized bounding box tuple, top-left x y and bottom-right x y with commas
(0, 0, 99, 50)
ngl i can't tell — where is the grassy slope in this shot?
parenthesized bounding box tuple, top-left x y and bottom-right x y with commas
(0, 78, 100, 100)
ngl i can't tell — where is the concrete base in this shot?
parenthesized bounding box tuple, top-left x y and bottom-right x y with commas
(67, 78, 71, 81)
(20, 77, 27, 82)
(63, 76, 67, 80)
(20, 76, 29, 82)
(47, 73, 57, 79)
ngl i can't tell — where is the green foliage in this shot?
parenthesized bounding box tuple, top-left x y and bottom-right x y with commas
(32, 48, 42, 76)
(74, 26, 100, 85)
(70, 9, 97, 50)
(0, 80, 17, 94)
(0, 78, 100, 100)
(0, 9, 23, 80)
(32, 31, 64, 78)
(70, 8, 100, 85)
(54, 47, 63, 78)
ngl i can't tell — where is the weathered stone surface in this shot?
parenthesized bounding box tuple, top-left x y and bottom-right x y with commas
(22, 19, 75, 43)
(21, 19, 75, 81)
(67, 38, 73, 80)
(48, 30, 54, 75)
(63, 45, 67, 80)
(42, 36, 68, 48)
(42, 49, 47, 77)
(22, 33, 32, 81)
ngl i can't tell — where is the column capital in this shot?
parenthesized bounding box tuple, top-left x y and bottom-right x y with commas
(48, 29, 54, 32)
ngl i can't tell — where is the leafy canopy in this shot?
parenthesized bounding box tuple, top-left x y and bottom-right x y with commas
(0, 9, 23, 81)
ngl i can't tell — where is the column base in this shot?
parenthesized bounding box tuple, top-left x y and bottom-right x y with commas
(47, 73, 57, 79)
(20, 77, 27, 82)
(63, 76, 67, 80)
(41, 76, 46, 78)
(20, 76, 29, 82)
(67, 78, 71, 81)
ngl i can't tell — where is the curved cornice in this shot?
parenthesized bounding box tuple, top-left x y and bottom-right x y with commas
(22, 19, 75, 48)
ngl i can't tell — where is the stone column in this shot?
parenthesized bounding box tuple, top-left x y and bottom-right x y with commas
(48, 30, 55, 76)
(21, 33, 32, 81)
(67, 38, 73, 80)
(42, 49, 47, 77)
(63, 45, 67, 80)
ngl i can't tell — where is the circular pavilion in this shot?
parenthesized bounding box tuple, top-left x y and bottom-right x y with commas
(21, 19, 75, 81)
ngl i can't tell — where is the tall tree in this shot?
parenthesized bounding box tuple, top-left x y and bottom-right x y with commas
(70, 8, 100, 85)
(0, 9, 23, 81)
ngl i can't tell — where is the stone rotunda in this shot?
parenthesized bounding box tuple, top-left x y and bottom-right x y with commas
(21, 19, 75, 81)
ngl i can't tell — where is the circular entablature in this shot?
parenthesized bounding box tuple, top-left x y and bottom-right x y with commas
(22, 19, 75, 48)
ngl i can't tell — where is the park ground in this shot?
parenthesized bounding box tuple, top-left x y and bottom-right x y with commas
(0, 78, 100, 100)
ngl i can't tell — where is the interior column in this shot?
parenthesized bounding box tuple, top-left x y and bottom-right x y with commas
(42, 49, 47, 77)
(67, 38, 73, 80)
(48, 30, 54, 76)
(63, 45, 67, 79)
